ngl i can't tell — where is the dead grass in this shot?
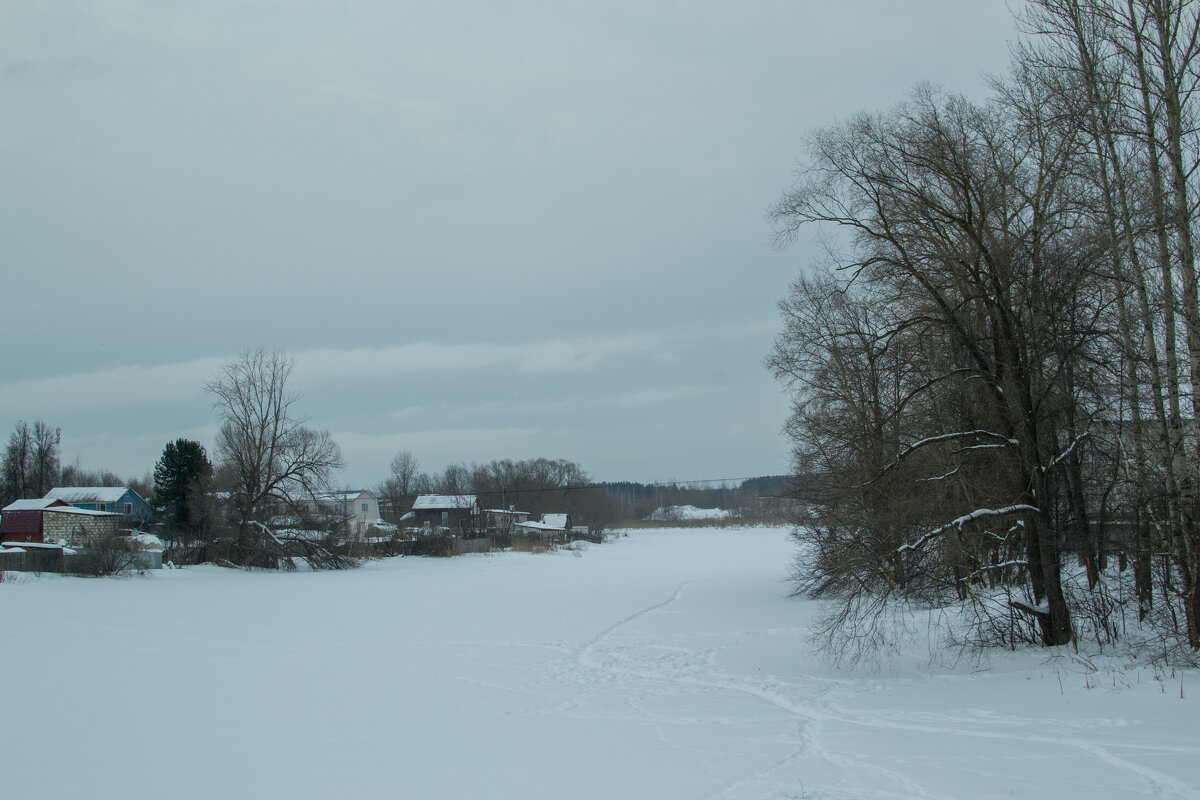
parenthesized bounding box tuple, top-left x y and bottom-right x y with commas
(510, 535, 556, 554)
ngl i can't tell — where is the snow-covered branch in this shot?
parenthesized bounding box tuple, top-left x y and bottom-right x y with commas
(919, 465, 961, 482)
(1043, 430, 1090, 473)
(958, 560, 1030, 582)
(856, 430, 1018, 487)
(896, 505, 1039, 554)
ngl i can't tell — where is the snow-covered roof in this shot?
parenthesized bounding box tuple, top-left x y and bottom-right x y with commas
(542, 514, 570, 529)
(2, 498, 69, 512)
(484, 508, 530, 516)
(312, 490, 374, 502)
(46, 487, 133, 504)
(412, 495, 477, 510)
(516, 520, 569, 532)
(2, 498, 113, 516)
(126, 532, 165, 551)
(44, 506, 117, 517)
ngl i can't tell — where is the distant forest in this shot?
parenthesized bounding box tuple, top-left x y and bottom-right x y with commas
(598, 475, 805, 522)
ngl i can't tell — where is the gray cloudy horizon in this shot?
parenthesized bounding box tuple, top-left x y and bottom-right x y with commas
(2, 1, 1021, 489)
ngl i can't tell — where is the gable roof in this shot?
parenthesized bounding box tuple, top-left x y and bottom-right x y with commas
(46, 487, 138, 504)
(542, 513, 570, 529)
(45, 506, 118, 517)
(3, 498, 71, 512)
(516, 520, 568, 532)
(412, 494, 477, 511)
(312, 490, 375, 503)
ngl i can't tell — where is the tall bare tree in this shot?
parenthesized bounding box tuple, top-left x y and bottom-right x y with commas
(207, 350, 344, 559)
(1016, 0, 1200, 650)
(772, 83, 1110, 648)
(2, 420, 60, 504)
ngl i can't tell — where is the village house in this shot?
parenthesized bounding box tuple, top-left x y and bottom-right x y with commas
(298, 490, 381, 536)
(45, 486, 153, 523)
(484, 507, 531, 535)
(409, 495, 480, 532)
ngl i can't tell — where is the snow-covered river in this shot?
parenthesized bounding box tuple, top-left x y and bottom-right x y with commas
(3, 527, 1196, 799)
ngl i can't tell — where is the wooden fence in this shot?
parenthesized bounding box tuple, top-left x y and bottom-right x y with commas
(0, 548, 66, 574)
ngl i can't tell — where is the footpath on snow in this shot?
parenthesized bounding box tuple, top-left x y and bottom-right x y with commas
(3, 527, 1196, 800)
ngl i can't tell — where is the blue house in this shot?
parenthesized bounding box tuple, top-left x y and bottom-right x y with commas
(44, 486, 153, 523)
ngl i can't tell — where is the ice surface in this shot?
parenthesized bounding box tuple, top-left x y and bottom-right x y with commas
(2, 527, 1196, 799)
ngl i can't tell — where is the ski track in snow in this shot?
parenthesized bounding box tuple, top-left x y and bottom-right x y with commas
(4, 529, 1197, 800)
(563, 576, 1194, 800)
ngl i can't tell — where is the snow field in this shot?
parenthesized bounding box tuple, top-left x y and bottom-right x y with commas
(2, 527, 1197, 799)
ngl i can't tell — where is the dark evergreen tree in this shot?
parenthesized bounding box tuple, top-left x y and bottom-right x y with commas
(153, 439, 213, 534)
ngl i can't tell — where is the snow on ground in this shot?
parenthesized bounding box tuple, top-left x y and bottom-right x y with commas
(2, 527, 1197, 800)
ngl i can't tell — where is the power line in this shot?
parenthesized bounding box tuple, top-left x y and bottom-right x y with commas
(476, 474, 790, 497)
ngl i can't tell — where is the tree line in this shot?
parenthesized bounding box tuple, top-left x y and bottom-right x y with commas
(376, 453, 613, 530)
(5, 347, 787, 571)
(1, 420, 152, 507)
(769, 0, 1200, 661)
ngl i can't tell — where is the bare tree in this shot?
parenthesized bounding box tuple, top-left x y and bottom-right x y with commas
(2, 422, 32, 504)
(206, 350, 347, 568)
(2, 420, 60, 504)
(60, 460, 125, 488)
(376, 450, 424, 521)
(29, 421, 61, 498)
(772, 83, 1110, 649)
(1017, 0, 1200, 652)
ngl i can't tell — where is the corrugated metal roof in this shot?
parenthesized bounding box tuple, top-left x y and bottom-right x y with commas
(412, 494, 477, 510)
(2, 498, 69, 512)
(46, 487, 131, 504)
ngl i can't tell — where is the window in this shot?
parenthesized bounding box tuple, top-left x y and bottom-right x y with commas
(362, 503, 368, 513)
(124, 503, 132, 515)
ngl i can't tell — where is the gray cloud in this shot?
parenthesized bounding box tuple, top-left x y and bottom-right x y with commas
(0, 0, 1020, 486)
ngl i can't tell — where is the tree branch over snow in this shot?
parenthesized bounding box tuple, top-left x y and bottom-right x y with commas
(857, 430, 1018, 487)
(897, 505, 1040, 555)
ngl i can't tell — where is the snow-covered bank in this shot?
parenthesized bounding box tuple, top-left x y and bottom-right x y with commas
(2, 528, 1196, 799)
(649, 504, 734, 521)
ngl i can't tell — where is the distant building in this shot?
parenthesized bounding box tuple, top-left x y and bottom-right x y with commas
(45, 487, 153, 522)
(514, 513, 573, 543)
(410, 495, 480, 532)
(1, 498, 121, 545)
(484, 508, 531, 534)
(299, 490, 381, 536)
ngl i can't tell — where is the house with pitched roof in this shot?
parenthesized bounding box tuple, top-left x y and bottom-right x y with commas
(45, 487, 153, 522)
(409, 495, 480, 532)
(297, 490, 381, 536)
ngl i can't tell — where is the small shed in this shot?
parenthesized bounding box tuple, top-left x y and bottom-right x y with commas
(0, 498, 72, 543)
(0, 500, 121, 546)
(514, 513, 573, 543)
(484, 508, 531, 534)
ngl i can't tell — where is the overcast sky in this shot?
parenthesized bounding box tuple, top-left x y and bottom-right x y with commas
(1, 1, 1021, 489)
